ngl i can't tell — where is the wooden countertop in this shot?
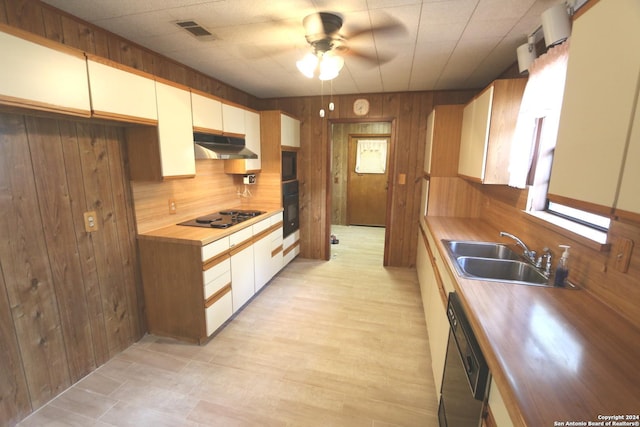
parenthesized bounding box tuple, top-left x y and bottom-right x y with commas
(137, 208, 284, 246)
(426, 217, 640, 427)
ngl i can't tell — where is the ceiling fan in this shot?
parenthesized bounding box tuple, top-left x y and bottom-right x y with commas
(296, 11, 406, 80)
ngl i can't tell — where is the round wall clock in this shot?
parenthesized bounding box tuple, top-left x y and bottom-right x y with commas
(353, 98, 370, 116)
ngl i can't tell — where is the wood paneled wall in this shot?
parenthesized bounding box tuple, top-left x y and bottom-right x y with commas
(259, 91, 477, 266)
(0, 112, 144, 426)
(331, 122, 392, 225)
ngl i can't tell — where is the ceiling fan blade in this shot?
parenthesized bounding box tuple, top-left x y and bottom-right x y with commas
(344, 47, 397, 67)
(344, 13, 407, 42)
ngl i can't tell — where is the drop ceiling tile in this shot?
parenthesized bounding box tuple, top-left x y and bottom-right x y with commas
(39, 0, 561, 98)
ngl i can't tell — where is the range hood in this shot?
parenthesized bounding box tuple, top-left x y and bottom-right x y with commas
(194, 132, 258, 160)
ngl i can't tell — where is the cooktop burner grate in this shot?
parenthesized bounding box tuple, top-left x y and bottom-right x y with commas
(178, 209, 265, 228)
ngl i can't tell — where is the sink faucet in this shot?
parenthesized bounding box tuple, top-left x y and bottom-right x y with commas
(499, 232, 536, 263)
(536, 247, 553, 277)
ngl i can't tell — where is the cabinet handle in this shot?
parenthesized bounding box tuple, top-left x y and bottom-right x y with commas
(271, 245, 283, 258)
(204, 283, 232, 308)
(230, 239, 253, 256)
(202, 253, 230, 271)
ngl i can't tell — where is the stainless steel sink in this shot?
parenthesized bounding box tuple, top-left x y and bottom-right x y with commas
(455, 257, 549, 285)
(442, 239, 578, 288)
(444, 240, 522, 260)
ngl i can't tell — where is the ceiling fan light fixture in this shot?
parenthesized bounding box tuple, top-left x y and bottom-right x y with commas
(318, 52, 344, 81)
(296, 52, 318, 78)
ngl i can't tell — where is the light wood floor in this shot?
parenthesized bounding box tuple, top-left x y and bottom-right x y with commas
(19, 225, 438, 427)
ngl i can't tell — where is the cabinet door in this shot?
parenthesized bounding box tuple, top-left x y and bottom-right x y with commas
(87, 57, 157, 124)
(205, 290, 232, 336)
(488, 379, 515, 427)
(426, 105, 464, 177)
(616, 89, 640, 220)
(222, 103, 246, 135)
(191, 91, 223, 133)
(244, 110, 261, 171)
(230, 227, 255, 312)
(458, 86, 493, 182)
(425, 110, 435, 175)
(231, 244, 255, 312)
(416, 229, 449, 395)
(548, 0, 640, 214)
(269, 230, 284, 277)
(155, 81, 196, 178)
(281, 114, 301, 147)
(283, 229, 300, 265)
(0, 27, 90, 117)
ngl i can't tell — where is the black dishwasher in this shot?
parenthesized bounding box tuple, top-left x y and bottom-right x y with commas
(438, 292, 489, 427)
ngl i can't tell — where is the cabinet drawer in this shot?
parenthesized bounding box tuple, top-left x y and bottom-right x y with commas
(204, 271, 231, 301)
(271, 212, 284, 225)
(205, 286, 233, 336)
(202, 237, 230, 262)
(230, 226, 253, 246)
(270, 230, 284, 254)
(283, 229, 299, 248)
(253, 217, 272, 235)
(203, 257, 231, 299)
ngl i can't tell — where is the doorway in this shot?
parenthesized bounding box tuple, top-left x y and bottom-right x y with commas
(329, 121, 393, 263)
(347, 134, 389, 226)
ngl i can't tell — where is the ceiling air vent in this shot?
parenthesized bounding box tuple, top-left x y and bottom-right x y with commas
(175, 20, 216, 41)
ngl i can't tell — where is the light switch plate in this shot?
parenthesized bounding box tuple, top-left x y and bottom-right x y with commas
(612, 237, 633, 273)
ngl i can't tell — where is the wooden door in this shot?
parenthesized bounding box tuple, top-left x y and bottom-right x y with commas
(347, 135, 390, 226)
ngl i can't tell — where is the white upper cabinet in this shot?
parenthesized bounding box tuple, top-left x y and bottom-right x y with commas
(155, 80, 196, 178)
(191, 90, 223, 133)
(458, 79, 526, 184)
(86, 55, 157, 124)
(425, 109, 436, 175)
(127, 80, 196, 181)
(0, 25, 90, 117)
(244, 110, 261, 171)
(548, 0, 640, 216)
(616, 90, 640, 221)
(222, 103, 246, 136)
(281, 114, 301, 147)
(459, 86, 493, 182)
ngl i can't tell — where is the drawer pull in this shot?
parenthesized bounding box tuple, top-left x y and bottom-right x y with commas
(271, 245, 283, 258)
(205, 283, 231, 308)
(203, 252, 230, 271)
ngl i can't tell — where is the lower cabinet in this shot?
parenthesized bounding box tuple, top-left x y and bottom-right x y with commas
(138, 212, 285, 344)
(205, 285, 232, 336)
(487, 378, 515, 427)
(416, 225, 450, 396)
(417, 225, 515, 427)
(254, 214, 284, 292)
(283, 229, 300, 265)
(230, 227, 255, 313)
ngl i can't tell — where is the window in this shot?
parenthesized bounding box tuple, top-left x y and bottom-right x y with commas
(509, 40, 608, 238)
(547, 201, 611, 232)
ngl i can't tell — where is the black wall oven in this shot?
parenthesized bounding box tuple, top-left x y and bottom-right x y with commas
(282, 180, 299, 238)
(439, 292, 489, 427)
